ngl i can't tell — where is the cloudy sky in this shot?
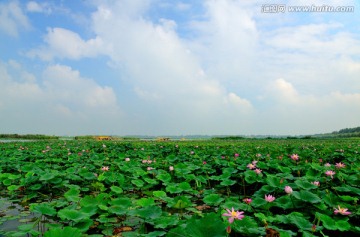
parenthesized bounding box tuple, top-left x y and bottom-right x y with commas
(0, 0, 359, 136)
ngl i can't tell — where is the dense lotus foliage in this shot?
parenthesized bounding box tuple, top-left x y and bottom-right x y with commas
(0, 139, 359, 236)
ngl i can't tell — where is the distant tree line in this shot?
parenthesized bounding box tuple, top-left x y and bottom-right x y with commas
(0, 134, 59, 139)
(333, 127, 360, 134)
(212, 136, 246, 140)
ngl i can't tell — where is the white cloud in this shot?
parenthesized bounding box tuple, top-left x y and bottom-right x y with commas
(28, 28, 105, 60)
(7, 0, 359, 135)
(0, 60, 122, 135)
(43, 64, 118, 108)
(0, 0, 30, 37)
(88, 0, 256, 134)
(26, 1, 52, 14)
(175, 2, 191, 11)
(225, 92, 252, 109)
(259, 78, 360, 134)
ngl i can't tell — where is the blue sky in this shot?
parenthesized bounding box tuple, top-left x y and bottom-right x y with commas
(0, 0, 359, 136)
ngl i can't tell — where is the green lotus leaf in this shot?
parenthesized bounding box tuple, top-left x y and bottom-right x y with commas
(232, 216, 264, 236)
(80, 196, 97, 207)
(270, 214, 289, 224)
(141, 231, 167, 237)
(110, 185, 123, 194)
(7, 185, 20, 191)
(18, 223, 35, 231)
(244, 170, 258, 184)
(172, 196, 192, 209)
(29, 183, 42, 191)
(295, 179, 317, 190)
(339, 195, 358, 202)
(154, 216, 180, 229)
(98, 204, 108, 210)
(31, 203, 57, 216)
(50, 177, 63, 184)
(178, 182, 192, 192)
(273, 195, 293, 209)
(298, 190, 322, 203)
(156, 173, 171, 183)
(64, 188, 80, 202)
(96, 215, 118, 223)
(168, 213, 226, 237)
(288, 213, 313, 230)
(74, 219, 93, 232)
(79, 171, 97, 180)
(277, 229, 298, 237)
(137, 198, 155, 207)
(316, 212, 337, 230)
(143, 177, 158, 184)
(110, 197, 132, 208)
(134, 205, 162, 219)
(109, 205, 128, 215)
(336, 219, 351, 231)
(250, 197, 267, 207)
(220, 179, 236, 186)
(2, 179, 12, 186)
(79, 205, 98, 217)
(58, 209, 88, 222)
(174, 163, 191, 174)
(39, 173, 55, 181)
(44, 226, 82, 237)
(132, 179, 144, 188)
(166, 183, 182, 193)
(266, 175, 282, 187)
(203, 194, 224, 206)
(8, 174, 21, 180)
(153, 190, 167, 198)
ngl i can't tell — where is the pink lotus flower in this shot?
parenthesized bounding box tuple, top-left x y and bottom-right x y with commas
(125, 158, 130, 162)
(169, 166, 174, 171)
(252, 160, 258, 165)
(243, 198, 252, 204)
(256, 153, 262, 158)
(291, 154, 299, 161)
(265, 194, 275, 202)
(334, 206, 351, 215)
(147, 167, 154, 171)
(203, 161, 207, 165)
(284, 186, 293, 194)
(324, 163, 331, 167)
(325, 170, 336, 178)
(247, 163, 256, 169)
(222, 207, 244, 223)
(312, 181, 320, 186)
(254, 168, 262, 174)
(335, 162, 346, 169)
(234, 153, 239, 157)
(101, 166, 109, 171)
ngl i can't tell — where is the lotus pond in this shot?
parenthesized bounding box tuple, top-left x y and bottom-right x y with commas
(0, 139, 359, 237)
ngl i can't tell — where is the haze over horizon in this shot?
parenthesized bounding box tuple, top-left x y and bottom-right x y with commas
(1, 0, 359, 136)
